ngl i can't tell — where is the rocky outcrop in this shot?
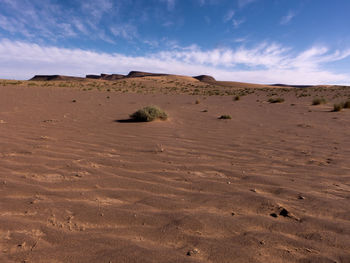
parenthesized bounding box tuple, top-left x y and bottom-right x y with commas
(30, 75, 84, 81)
(193, 75, 216, 82)
(29, 72, 217, 82)
(86, 74, 125, 80)
(126, 71, 168, 78)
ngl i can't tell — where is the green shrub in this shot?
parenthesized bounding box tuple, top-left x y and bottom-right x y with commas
(312, 97, 327, 105)
(130, 106, 168, 122)
(268, 97, 285, 103)
(218, 115, 232, 119)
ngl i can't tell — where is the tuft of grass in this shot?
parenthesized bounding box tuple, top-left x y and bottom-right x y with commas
(333, 103, 343, 112)
(130, 105, 168, 122)
(218, 115, 232, 120)
(312, 97, 326, 105)
(268, 97, 285, 103)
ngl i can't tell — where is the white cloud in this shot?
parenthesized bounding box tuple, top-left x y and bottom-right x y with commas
(280, 10, 296, 25)
(0, 39, 349, 85)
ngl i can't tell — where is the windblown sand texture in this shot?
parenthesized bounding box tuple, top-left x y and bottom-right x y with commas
(0, 76, 350, 262)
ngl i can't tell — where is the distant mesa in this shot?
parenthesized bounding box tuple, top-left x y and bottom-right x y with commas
(30, 75, 84, 81)
(29, 72, 217, 82)
(193, 75, 216, 82)
(86, 74, 125, 80)
(126, 71, 169, 78)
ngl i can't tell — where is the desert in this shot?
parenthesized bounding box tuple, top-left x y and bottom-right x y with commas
(0, 73, 349, 262)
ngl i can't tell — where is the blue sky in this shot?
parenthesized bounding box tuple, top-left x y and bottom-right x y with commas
(0, 0, 350, 84)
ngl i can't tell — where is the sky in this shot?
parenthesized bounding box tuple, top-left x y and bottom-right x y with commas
(0, 0, 350, 84)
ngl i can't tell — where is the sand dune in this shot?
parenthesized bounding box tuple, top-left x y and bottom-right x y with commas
(0, 81, 350, 262)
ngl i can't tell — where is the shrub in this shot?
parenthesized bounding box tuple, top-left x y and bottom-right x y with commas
(343, 100, 350, 109)
(233, 95, 240, 101)
(312, 97, 326, 105)
(218, 115, 232, 119)
(333, 103, 343, 112)
(130, 106, 168, 122)
(268, 97, 285, 103)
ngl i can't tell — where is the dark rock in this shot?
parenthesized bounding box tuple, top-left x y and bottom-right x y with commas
(86, 74, 101, 79)
(102, 74, 124, 80)
(126, 71, 168, 78)
(279, 208, 290, 217)
(30, 75, 84, 81)
(193, 75, 216, 82)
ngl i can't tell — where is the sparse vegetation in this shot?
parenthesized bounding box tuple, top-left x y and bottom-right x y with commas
(268, 97, 285, 103)
(312, 97, 326, 105)
(130, 105, 168, 122)
(218, 115, 232, 119)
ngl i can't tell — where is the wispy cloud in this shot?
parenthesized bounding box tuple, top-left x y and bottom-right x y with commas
(280, 10, 296, 25)
(110, 24, 138, 40)
(81, 0, 113, 21)
(0, 39, 349, 85)
(160, 0, 176, 10)
(0, 0, 135, 43)
(233, 18, 245, 28)
(223, 10, 235, 22)
(238, 0, 257, 8)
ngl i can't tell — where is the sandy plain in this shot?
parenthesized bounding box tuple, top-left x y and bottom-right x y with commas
(0, 76, 350, 262)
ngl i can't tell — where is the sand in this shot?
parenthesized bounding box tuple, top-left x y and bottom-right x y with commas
(0, 81, 350, 262)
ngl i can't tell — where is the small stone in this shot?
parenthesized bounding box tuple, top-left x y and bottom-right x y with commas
(231, 212, 235, 216)
(279, 208, 290, 217)
(187, 248, 200, 256)
(270, 213, 278, 218)
(298, 195, 305, 200)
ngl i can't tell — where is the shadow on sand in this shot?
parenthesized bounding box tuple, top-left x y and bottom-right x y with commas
(115, 119, 143, 123)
